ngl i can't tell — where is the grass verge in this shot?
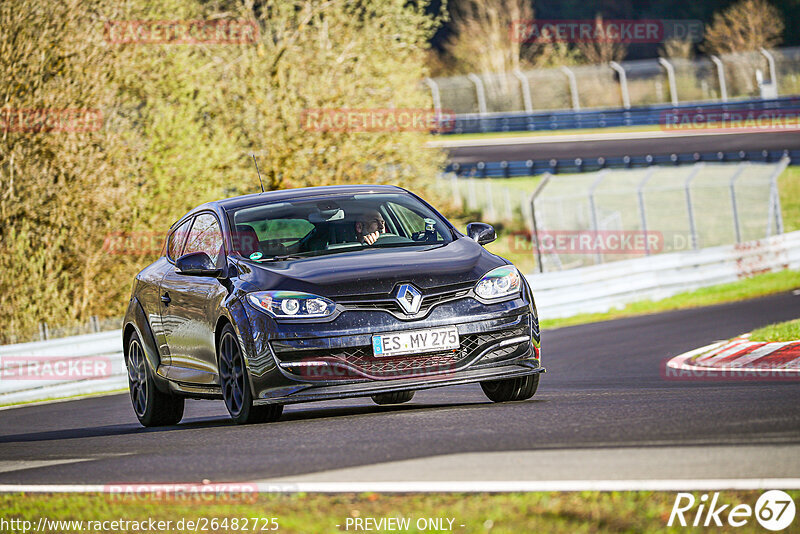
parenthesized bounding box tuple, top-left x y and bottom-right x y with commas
(1, 491, 794, 533)
(540, 270, 800, 330)
(779, 165, 800, 233)
(750, 318, 800, 342)
(430, 124, 661, 142)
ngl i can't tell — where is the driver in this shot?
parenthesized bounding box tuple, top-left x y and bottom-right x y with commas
(355, 209, 386, 245)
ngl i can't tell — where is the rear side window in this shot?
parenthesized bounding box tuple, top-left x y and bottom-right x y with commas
(167, 218, 192, 261)
(183, 213, 224, 264)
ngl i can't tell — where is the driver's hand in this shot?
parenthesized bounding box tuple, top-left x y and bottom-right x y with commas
(363, 231, 381, 245)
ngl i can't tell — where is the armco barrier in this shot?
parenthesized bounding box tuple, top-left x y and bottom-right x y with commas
(0, 330, 125, 405)
(1, 232, 798, 404)
(447, 149, 800, 177)
(441, 96, 800, 135)
(527, 231, 800, 318)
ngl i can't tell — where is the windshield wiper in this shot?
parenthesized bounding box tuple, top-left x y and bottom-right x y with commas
(256, 254, 309, 262)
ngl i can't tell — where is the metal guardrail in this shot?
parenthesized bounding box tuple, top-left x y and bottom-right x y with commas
(439, 96, 800, 135)
(447, 148, 800, 177)
(0, 331, 125, 405)
(526, 230, 800, 319)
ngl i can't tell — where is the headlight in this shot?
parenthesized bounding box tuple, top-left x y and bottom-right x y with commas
(474, 265, 521, 300)
(247, 291, 336, 318)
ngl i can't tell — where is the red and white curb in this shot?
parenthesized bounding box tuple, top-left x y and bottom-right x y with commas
(666, 335, 800, 376)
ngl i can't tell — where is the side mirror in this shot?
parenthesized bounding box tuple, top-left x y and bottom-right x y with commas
(175, 252, 222, 277)
(466, 222, 496, 245)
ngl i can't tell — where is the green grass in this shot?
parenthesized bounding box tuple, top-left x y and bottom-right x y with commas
(779, 165, 800, 233)
(432, 124, 662, 142)
(433, 118, 800, 143)
(540, 270, 800, 330)
(1, 491, 794, 533)
(750, 318, 800, 342)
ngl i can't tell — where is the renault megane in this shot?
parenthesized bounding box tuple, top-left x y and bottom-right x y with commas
(123, 184, 543, 426)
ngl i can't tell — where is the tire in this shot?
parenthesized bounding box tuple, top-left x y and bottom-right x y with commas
(371, 390, 415, 405)
(218, 324, 283, 425)
(126, 331, 184, 427)
(480, 373, 539, 403)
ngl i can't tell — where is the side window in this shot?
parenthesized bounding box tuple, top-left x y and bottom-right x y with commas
(183, 213, 224, 264)
(167, 218, 193, 261)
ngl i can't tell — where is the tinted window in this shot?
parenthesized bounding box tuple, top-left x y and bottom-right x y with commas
(167, 218, 192, 261)
(230, 192, 452, 260)
(183, 213, 224, 264)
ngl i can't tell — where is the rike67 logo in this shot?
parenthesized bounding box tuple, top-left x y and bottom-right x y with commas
(668, 491, 796, 531)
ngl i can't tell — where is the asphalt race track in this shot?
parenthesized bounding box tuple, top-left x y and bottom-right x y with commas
(444, 131, 800, 164)
(1, 292, 799, 485)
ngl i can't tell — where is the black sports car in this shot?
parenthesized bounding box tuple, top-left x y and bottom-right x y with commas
(123, 185, 543, 426)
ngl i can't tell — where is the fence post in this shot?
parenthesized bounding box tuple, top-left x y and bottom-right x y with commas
(560, 66, 580, 111)
(684, 163, 704, 250)
(588, 170, 610, 264)
(636, 168, 656, 255)
(484, 180, 496, 220)
(728, 163, 749, 243)
(423, 77, 442, 115)
(450, 174, 462, 209)
(513, 69, 533, 113)
(658, 58, 679, 106)
(467, 73, 488, 115)
(468, 178, 478, 210)
(503, 187, 513, 221)
(710, 55, 728, 102)
(529, 173, 552, 273)
(760, 48, 779, 93)
(39, 322, 49, 341)
(609, 61, 630, 109)
(766, 157, 789, 236)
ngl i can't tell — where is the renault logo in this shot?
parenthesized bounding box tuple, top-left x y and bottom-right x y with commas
(395, 284, 422, 315)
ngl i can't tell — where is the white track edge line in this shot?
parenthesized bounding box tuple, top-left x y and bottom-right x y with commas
(2, 480, 800, 492)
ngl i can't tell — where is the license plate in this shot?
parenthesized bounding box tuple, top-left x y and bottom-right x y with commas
(372, 326, 460, 358)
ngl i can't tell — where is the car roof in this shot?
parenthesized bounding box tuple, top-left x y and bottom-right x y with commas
(208, 184, 407, 212)
(171, 184, 409, 229)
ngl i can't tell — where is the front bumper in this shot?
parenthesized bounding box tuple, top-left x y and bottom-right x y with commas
(240, 294, 542, 404)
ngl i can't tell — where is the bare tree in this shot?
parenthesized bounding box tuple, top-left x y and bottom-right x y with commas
(444, 0, 533, 75)
(702, 0, 784, 55)
(574, 14, 627, 65)
(660, 37, 694, 60)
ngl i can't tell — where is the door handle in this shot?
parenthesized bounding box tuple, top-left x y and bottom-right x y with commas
(161, 293, 171, 305)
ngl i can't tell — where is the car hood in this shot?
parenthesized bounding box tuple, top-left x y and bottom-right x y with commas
(236, 237, 506, 297)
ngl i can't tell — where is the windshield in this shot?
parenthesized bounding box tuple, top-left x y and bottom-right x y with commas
(227, 192, 453, 261)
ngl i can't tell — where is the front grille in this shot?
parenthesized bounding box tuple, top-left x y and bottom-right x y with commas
(272, 325, 528, 379)
(335, 282, 474, 317)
